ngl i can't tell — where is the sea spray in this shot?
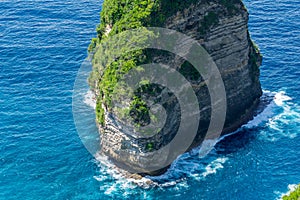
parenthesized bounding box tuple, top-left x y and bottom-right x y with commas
(92, 90, 298, 193)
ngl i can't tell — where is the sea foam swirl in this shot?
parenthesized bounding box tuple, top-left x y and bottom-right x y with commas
(90, 90, 298, 198)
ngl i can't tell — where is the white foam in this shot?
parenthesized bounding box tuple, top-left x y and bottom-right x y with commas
(244, 102, 275, 128)
(276, 184, 298, 200)
(94, 153, 156, 193)
(261, 91, 299, 141)
(159, 181, 178, 187)
(104, 184, 117, 195)
(201, 157, 228, 178)
(198, 139, 218, 158)
(274, 91, 292, 106)
(218, 91, 298, 142)
(243, 90, 277, 129)
(93, 91, 299, 191)
(84, 90, 96, 109)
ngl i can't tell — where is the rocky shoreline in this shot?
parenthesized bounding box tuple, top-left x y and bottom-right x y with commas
(90, 0, 263, 176)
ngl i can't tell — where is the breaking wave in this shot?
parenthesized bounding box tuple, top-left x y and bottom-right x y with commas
(92, 90, 299, 198)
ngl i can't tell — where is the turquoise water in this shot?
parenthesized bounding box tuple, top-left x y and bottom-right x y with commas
(0, 0, 299, 199)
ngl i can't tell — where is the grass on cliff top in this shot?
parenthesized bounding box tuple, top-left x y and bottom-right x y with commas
(282, 185, 300, 200)
(88, 0, 240, 126)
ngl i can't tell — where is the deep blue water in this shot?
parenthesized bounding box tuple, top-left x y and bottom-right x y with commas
(0, 0, 299, 199)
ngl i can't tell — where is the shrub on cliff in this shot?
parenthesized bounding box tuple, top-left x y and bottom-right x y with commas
(88, 0, 241, 126)
(283, 185, 300, 200)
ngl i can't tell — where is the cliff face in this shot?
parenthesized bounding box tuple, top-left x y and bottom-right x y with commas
(165, 0, 262, 137)
(90, 0, 262, 175)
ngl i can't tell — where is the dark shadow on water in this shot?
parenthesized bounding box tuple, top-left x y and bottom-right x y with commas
(215, 127, 260, 155)
(215, 91, 275, 155)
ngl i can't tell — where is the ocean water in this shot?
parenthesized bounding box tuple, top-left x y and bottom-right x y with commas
(0, 0, 299, 199)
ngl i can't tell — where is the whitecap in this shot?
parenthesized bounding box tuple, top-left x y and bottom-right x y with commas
(93, 90, 299, 191)
(84, 90, 96, 109)
(276, 184, 298, 200)
(260, 91, 300, 141)
(201, 157, 228, 178)
(274, 91, 292, 106)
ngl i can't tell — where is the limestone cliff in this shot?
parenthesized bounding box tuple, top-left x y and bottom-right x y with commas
(89, 0, 262, 175)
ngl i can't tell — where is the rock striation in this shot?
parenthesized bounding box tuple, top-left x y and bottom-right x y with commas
(89, 0, 262, 175)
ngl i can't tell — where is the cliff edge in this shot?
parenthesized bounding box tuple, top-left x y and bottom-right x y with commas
(88, 0, 262, 175)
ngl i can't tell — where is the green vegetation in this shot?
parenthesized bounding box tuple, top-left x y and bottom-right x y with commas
(179, 61, 201, 81)
(89, 0, 239, 126)
(151, 0, 199, 25)
(89, 0, 158, 125)
(199, 11, 219, 35)
(282, 185, 300, 200)
(96, 98, 105, 125)
(146, 142, 154, 151)
(220, 0, 240, 14)
(252, 40, 260, 54)
(129, 96, 150, 126)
